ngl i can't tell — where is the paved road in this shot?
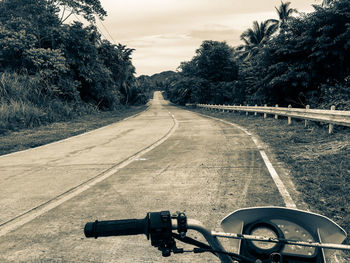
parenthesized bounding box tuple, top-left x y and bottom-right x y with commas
(0, 92, 174, 226)
(0, 92, 291, 262)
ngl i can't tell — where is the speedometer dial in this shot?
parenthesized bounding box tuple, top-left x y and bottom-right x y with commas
(251, 227, 278, 250)
(244, 221, 285, 257)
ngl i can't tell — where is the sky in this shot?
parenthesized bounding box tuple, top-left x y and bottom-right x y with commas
(94, 0, 320, 76)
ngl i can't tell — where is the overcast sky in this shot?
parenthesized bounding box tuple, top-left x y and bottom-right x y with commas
(95, 0, 320, 76)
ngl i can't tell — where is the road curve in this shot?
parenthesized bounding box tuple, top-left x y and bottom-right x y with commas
(0, 92, 292, 263)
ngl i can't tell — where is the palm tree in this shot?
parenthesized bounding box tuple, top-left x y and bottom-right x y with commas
(238, 20, 278, 59)
(322, 0, 334, 6)
(116, 44, 136, 105)
(274, 1, 297, 27)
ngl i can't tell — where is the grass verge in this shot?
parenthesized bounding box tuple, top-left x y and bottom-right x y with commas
(0, 105, 147, 156)
(190, 107, 350, 245)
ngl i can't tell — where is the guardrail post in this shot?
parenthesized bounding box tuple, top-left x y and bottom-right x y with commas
(222, 105, 225, 113)
(288, 105, 292, 125)
(254, 104, 258, 116)
(305, 105, 310, 127)
(275, 104, 279, 119)
(246, 105, 249, 116)
(264, 104, 267, 119)
(329, 105, 335, 134)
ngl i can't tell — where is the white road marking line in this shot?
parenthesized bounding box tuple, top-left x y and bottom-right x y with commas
(196, 112, 350, 262)
(259, 150, 296, 208)
(195, 113, 297, 208)
(0, 112, 178, 237)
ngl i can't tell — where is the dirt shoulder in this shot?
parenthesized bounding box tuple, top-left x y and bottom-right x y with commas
(0, 105, 147, 156)
(189, 107, 350, 245)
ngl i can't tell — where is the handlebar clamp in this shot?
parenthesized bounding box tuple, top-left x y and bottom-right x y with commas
(148, 211, 175, 257)
(175, 212, 187, 238)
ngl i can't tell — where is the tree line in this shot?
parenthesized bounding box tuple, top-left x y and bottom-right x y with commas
(0, 0, 150, 132)
(164, 0, 350, 110)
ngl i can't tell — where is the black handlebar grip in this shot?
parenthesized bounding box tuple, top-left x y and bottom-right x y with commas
(84, 217, 149, 238)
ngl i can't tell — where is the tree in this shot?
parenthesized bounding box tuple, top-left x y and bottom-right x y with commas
(0, 0, 61, 50)
(238, 0, 350, 108)
(60, 22, 113, 107)
(0, 19, 37, 70)
(237, 2, 296, 61)
(112, 44, 136, 105)
(0, 0, 147, 133)
(181, 40, 238, 82)
(49, 0, 107, 24)
(165, 41, 239, 105)
(274, 1, 297, 27)
(165, 76, 209, 105)
(238, 20, 278, 59)
(321, 0, 335, 6)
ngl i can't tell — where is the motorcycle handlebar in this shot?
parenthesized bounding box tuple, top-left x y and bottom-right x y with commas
(83, 212, 234, 262)
(84, 217, 149, 238)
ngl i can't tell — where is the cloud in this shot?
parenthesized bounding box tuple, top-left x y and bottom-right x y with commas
(126, 24, 245, 75)
(187, 24, 242, 45)
(98, 0, 318, 75)
(124, 34, 200, 75)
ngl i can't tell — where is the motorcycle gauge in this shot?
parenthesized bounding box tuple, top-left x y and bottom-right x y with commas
(244, 221, 285, 257)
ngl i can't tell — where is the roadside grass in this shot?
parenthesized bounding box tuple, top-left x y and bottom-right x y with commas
(0, 72, 98, 134)
(190, 107, 350, 245)
(0, 105, 147, 156)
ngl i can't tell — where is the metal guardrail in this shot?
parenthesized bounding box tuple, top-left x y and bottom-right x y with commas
(196, 104, 350, 134)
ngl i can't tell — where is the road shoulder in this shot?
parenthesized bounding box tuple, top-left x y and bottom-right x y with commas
(0, 106, 147, 156)
(187, 107, 350, 250)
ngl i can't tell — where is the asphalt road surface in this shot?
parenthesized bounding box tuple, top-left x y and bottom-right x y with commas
(0, 91, 299, 262)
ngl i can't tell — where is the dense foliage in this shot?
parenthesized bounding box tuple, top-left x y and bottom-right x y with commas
(241, 0, 350, 108)
(137, 71, 176, 102)
(165, 40, 240, 105)
(0, 0, 150, 132)
(166, 0, 350, 110)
